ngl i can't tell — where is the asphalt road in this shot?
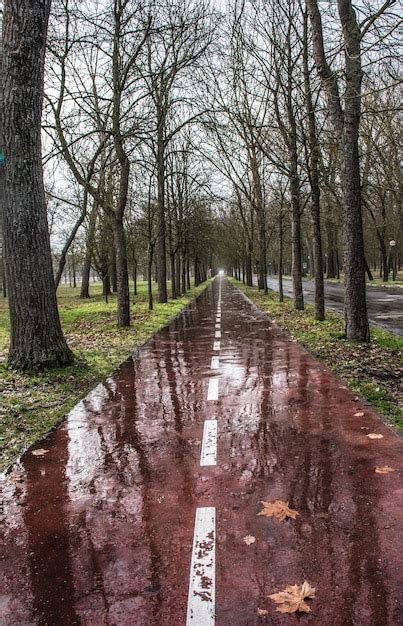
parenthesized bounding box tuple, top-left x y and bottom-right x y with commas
(1, 278, 402, 625)
(260, 276, 403, 335)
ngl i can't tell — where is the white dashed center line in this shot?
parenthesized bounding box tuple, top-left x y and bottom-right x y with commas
(200, 420, 218, 466)
(210, 356, 219, 369)
(186, 507, 215, 625)
(213, 341, 220, 351)
(207, 377, 219, 401)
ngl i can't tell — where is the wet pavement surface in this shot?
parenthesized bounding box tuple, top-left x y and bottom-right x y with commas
(1, 278, 402, 625)
(261, 276, 403, 335)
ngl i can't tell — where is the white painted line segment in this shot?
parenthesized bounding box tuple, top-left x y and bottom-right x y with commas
(186, 507, 216, 626)
(211, 356, 219, 369)
(215, 323, 220, 330)
(200, 420, 218, 466)
(213, 341, 220, 351)
(215, 330, 221, 339)
(207, 377, 219, 401)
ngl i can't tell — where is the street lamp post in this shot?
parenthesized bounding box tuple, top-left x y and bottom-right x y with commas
(389, 240, 396, 281)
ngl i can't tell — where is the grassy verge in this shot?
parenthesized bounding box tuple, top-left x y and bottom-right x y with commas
(0, 280, 211, 471)
(230, 278, 402, 431)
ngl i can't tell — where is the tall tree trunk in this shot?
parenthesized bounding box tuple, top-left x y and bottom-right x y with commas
(0, 26, 4, 301)
(182, 249, 187, 294)
(1, 0, 73, 369)
(110, 256, 117, 293)
(112, 217, 130, 326)
(133, 259, 137, 297)
(0, 5, 5, 300)
(245, 248, 253, 286)
(186, 254, 191, 290)
(250, 154, 267, 294)
(326, 222, 338, 278)
(303, 9, 324, 320)
(157, 128, 168, 303)
(81, 256, 91, 299)
(102, 273, 111, 298)
(381, 240, 388, 282)
(175, 249, 181, 298)
(279, 214, 284, 303)
(170, 253, 176, 299)
(365, 258, 373, 281)
(339, 0, 369, 341)
(71, 253, 76, 288)
(307, 0, 369, 341)
(148, 246, 153, 311)
(1, 255, 6, 298)
(80, 205, 97, 299)
(290, 159, 304, 310)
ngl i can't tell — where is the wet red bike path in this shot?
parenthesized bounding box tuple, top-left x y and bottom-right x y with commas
(1, 278, 402, 625)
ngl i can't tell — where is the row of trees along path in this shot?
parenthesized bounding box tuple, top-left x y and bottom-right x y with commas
(0, 0, 400, 369)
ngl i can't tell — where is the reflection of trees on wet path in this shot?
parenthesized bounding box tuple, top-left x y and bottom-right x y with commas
(164, 331, 194, 505)
(124, 362, 165, 620)
(286, 354, 388, 623)
(342, 458, 388, 624)
(23, 426, 80, 625)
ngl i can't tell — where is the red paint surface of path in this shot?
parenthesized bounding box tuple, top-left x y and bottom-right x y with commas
(1, 278, 402, 625)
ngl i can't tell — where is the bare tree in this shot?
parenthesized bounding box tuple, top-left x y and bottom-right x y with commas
(47, 0, 151, 326)
(1, 0, 73, 369)
(306, 0, 372, 339)
(142, 0, 214, 302)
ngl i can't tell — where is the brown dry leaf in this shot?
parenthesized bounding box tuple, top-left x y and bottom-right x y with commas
(367, 433, 384, 440)
(243, 535, 256, 545)
(258, 500, 299, 522)
(31, 448, 49, 456)
(375, 466, 396, 474)
(257, 608, 268, 616)
(354, 411, 365, 417)
(269, 580, 316, 614)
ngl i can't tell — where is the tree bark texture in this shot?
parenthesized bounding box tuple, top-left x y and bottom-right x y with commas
(1, 0, 73, 369)
(112, 217, 130, 327)
(307, 0, 369, 341)
(289, 154, 304, 311)
(157, 128, 168, 303)
(303, 10, 324, 320)
(278, 214, 284, 302)
(338, 0, 369, 341)
(80, 205, 97, 298)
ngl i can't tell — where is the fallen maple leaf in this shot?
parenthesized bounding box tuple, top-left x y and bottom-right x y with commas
(375, 466, 396, 474)
(269, 581, 316, 614)
(258, 500, 299, 522)
(243, 535, 256, 545)
(367, 433, 383, 439)
(257, 608, 268, 616)
(354, 411, 364, 417)
(31, 448, 49, 456)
